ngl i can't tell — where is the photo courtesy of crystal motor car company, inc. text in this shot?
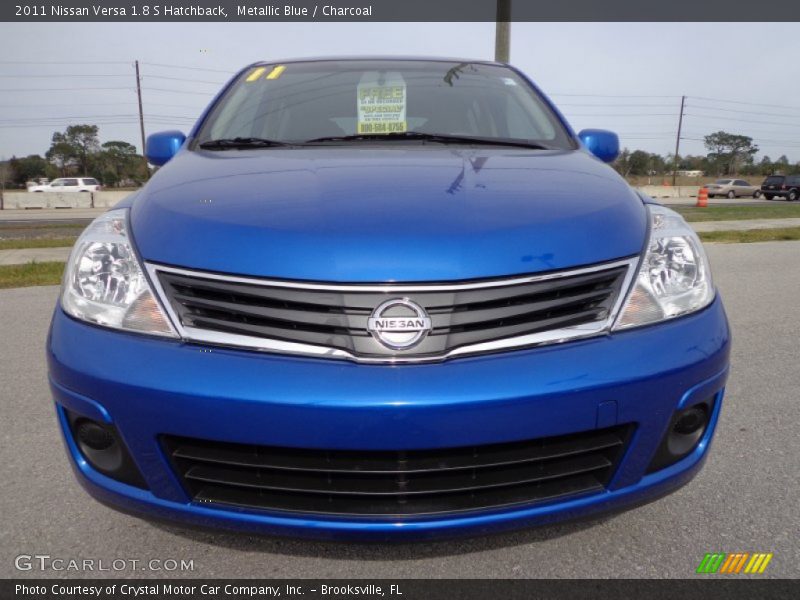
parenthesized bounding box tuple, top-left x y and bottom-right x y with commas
(48, 57, 730, 540)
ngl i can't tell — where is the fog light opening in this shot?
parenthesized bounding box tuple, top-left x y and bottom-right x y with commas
(73, 418, 124, 473)
(65, 411, 148, 489)
(75, 419, 116, 451)
(673, 406, 707, 435)
(647, 402, 712, 473)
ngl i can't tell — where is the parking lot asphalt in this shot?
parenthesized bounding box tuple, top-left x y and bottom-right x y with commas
(1, 242, 798, 579)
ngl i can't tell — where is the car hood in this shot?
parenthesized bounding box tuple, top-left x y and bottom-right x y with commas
(131, 147, 647, 282)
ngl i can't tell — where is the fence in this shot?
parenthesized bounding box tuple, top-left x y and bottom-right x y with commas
(0, 191, 131, 209)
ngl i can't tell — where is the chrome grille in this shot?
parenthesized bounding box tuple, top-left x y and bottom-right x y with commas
(149, 259, 635, 363)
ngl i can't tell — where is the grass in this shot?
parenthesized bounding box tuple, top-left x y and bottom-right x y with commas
(699, 227, 800, 244)
(673, 204, 800, 222)
(0, 221, 87, 230)
(0, 237, 77, 250)
(0, 261, 65, 289)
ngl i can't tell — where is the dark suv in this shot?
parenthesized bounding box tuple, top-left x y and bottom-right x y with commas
(761, 175, 800, 201)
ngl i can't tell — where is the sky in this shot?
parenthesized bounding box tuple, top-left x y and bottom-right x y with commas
(1, 22, 799, 163)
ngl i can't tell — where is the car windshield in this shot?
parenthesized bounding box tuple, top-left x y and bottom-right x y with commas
(194, 60, 575, 150)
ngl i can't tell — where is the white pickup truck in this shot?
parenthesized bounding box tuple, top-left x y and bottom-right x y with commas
(28, 177, 101, 192)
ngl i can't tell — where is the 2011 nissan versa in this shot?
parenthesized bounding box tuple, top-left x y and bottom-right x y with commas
(48, 58, 731, 540)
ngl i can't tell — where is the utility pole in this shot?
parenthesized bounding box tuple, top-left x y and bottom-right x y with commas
(671, 95, 686, 187)
(495, 0, 511, 63)
(135, 60, 148, 174)
(0, 156, 5, 210)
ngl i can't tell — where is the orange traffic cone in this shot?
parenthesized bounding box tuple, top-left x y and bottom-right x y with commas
(696, 187, 708, 208)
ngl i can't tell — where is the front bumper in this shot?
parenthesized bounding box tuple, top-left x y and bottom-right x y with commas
(48, 296, 730, 540)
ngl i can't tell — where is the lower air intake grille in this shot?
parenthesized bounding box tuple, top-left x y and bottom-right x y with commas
(163, 425, 632, 518)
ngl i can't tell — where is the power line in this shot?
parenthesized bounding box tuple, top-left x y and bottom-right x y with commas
(550, 93, 680, 98)
(557, 103, 678, 108)
(140, 61, 234, 74)
(684, 104, 800, 120)
(143, 74, 225, 85)
(143, 87, 214, 96)
(0, 102, 138, 107)
(689, 95, 800, 112)
(0, 87, 133, 92)
(0, 74, 130, 78)
(0, 113, 195, 122)
(684, 113, 800, 129)
(0, 60, 130, 65)
(564, 113, 677, 117)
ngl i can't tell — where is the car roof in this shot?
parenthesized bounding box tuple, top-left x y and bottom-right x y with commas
(247, 56, 505, 68)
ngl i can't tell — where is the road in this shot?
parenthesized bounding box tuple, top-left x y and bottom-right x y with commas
(1, 242, 798, 579)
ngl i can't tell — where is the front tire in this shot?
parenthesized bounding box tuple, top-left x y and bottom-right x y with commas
(727, 190, 736, 199)
(765, 194, 774, 200)
(789, 190, 798, 202)
(753, 191, 762, 199)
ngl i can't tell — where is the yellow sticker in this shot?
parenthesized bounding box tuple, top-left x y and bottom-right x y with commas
(245, 67, 266, 82)
(266, 65, 286, 80)
(357, 74, 407, 134)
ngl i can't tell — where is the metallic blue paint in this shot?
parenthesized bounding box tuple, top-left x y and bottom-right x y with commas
(48, 294, 729, 539)
(578, 129, 621, 164)
(48, 58, 731, 539)
(145, 130, 186, 167)
(131, 147, 646, 281)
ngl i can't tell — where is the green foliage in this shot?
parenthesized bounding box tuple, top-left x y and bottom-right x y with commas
(39, 125, 148, 186)
(616, 130, 798, 181)
(8, 154, 49, 186)
(613, 148, 667, 177)
(46, 124, 101, 175)
(703, 131, 759, 176)
(98, 140, 146, 186)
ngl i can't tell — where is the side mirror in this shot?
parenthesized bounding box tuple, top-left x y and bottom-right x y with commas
(578, 129, 620, 163)
(145, 130, 186, 166)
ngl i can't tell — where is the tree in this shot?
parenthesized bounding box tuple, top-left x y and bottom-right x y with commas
(0, 160, 11, 189)
(98, 141, 140, 187)
(9, 154, 49, 186)
(46, 138, 76, 176)
(627, 150, 652, 176)
(613, 148, 632, 177)
(46, 125, 100, 175)
(703, 131, 758, 176)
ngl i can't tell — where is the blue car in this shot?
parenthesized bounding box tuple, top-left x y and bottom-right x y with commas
(48, 58, 730, 541)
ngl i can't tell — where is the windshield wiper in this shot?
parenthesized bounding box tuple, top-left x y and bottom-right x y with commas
(304, 132, 551, 150)
(199, 137, 289, 150)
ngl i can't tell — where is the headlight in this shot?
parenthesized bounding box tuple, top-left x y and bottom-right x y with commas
(61, 208, 177, 337)
(613, 204, 714, 330)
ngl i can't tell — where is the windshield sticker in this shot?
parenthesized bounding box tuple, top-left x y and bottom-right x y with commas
(266, 65, 286, 80)
(357, 73, 407, 134)
(245, 67, 266, 82)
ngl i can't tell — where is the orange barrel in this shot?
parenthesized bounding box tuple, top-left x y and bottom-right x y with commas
(696, 187, 708, 208)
